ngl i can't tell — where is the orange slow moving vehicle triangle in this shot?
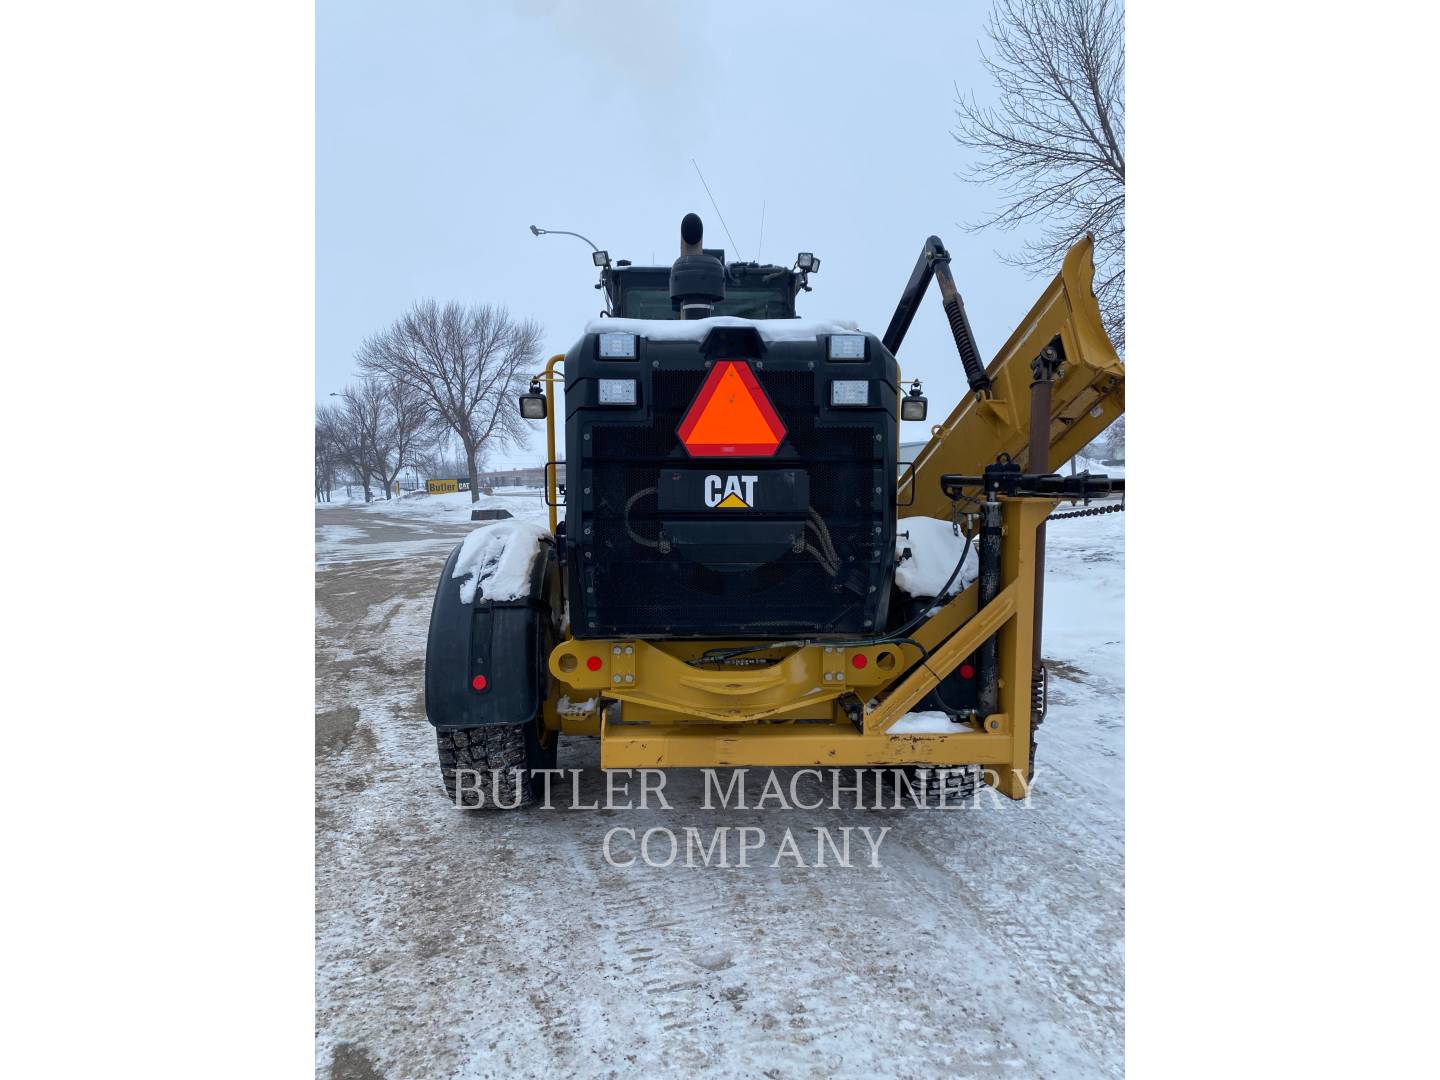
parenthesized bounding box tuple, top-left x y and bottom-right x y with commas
(677, 360, 787, 457)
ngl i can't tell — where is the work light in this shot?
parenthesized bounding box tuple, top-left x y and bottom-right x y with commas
(830, 380, 869, 406)
(901, 379, 928, 421)
(598, 332, 637, 359)
(592, 250, 611, 267)
(518, 378, 547, 419)
(598, 378, 637, 405)
(828, 334, 866, 361)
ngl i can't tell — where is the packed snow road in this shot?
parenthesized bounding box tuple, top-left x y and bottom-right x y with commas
(315, 493, 1124, 1079)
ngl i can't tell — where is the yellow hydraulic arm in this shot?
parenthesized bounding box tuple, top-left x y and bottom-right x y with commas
(897, 234, 1124, 522)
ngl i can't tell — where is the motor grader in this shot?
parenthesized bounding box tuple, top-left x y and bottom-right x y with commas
(425, 213, 1124, 807)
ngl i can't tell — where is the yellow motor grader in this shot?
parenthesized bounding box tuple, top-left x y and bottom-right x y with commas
(425, 213, 1124, 807)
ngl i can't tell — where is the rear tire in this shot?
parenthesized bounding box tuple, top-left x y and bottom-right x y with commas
(437, 720, 557, 809)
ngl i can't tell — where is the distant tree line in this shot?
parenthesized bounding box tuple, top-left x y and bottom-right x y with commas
(316, 301, 542, 503)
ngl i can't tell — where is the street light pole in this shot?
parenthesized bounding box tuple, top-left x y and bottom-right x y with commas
(529, 224, 600, 252)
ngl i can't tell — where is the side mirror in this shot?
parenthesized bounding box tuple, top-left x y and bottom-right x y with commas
(901, 379, 928, 421)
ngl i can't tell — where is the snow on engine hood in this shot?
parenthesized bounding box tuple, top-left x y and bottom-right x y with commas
(582, 315, 862, 342)
(451, 520, 550, 604)
(894, 516, 980, 599)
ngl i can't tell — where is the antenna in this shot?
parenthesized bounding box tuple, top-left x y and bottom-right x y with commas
(757, 200, 766, 265)
(690, 158, 743, 261)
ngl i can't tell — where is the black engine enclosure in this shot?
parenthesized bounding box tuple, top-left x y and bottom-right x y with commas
(564, 324, 898, 639)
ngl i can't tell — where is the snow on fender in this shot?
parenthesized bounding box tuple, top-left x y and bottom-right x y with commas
(451, 520, 552, 605)
(426, 522, 555, 732)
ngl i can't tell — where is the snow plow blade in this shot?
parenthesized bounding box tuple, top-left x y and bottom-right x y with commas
(898, 234, 1124, 522)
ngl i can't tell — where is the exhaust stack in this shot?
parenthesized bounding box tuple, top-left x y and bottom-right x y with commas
(670, 213, 724, 320)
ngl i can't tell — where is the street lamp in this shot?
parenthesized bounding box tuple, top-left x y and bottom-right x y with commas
(531, 224, 613, 313)
(529, 224, 600, 252)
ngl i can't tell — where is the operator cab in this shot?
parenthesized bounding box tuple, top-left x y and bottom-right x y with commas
(602, 259, 805, 320)
(592, 212, 820, 320)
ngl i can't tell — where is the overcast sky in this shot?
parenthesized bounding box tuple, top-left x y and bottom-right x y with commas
(318, 0, 1047, 468)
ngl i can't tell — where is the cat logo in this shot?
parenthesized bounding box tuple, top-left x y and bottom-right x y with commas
(704, 474, 758, 509)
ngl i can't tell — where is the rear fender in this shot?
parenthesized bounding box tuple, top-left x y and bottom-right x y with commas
(424, 535, 556, 730)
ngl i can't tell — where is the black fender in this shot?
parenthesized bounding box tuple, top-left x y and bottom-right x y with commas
(424, 533, 557, 730)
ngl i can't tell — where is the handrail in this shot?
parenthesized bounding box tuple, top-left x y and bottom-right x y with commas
(542, 354, 565, 533)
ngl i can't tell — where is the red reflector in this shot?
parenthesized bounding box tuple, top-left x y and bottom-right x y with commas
(586, 656, 603, 671)
(959, 663, 976, 679)
(851, 654, 867, 669)
(470, 674, 489, 692)
(676, 360, 787, 457)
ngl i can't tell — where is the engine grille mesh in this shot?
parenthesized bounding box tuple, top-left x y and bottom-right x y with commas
(580, 368, 882, 637)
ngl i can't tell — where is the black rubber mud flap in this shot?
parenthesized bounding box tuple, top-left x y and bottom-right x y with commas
(424, 535, 556, 730)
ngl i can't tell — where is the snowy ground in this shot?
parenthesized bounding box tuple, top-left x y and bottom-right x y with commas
(315, 486, 1124, 1079)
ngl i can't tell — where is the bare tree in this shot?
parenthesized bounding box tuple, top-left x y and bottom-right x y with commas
(320, 395, 377, 503)
(357, 301, 541, 502)
(343, 380, 391, 500)
(314, 410, 341, 502)
(1104, 413, 1125, 459)
(954, 0, 1124, 348)
(379, 377, 435, 497)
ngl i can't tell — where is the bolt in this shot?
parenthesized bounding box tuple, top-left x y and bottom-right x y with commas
(583, 432, 590, 440)
(612, 646, 621, 655)
(836, 673, 844, 681)
(613, 675, 621, 684)
(624, 646, 633, 655)
(624, 674, 634, 683)
(989, 720, 1000, 731)
(824, 672, 833, 681)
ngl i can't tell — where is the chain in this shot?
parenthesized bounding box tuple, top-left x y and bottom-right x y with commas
(1048, 501, 1125, 521)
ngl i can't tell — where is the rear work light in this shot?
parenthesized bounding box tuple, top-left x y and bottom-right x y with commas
(598, 332, 637, 359)
(828, 334, 866, 360)
(598, 378, 637, 405)
(470, 674, 489, 692)
(830, 380, 870, 406)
